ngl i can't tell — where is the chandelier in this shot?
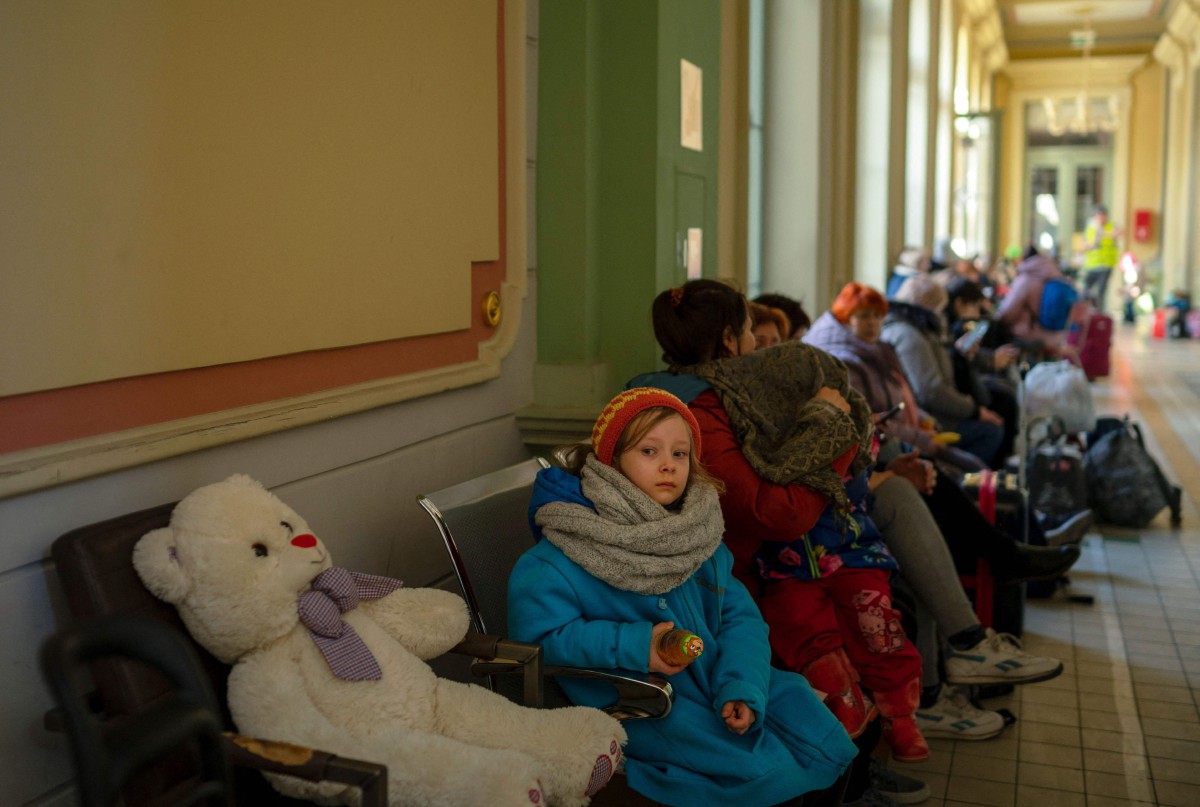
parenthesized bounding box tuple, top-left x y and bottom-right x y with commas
(1040, 9, 1118, 136)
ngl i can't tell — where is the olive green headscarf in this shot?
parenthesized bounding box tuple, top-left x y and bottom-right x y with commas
(677, 341, 875, 512)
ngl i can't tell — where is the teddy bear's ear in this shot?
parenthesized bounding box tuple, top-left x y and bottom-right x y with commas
(133, 527, 190, 604)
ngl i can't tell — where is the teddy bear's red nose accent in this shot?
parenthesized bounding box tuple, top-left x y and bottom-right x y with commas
(291, 534, 318, 549)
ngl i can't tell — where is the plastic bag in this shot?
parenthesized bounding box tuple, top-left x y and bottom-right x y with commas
(1084, 417, 1177, 528)
(1024, 361, 1096, 434)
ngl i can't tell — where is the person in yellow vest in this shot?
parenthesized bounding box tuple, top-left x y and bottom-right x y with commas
(1082, 203, 1120, 308)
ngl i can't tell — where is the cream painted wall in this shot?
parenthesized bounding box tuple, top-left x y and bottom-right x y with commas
(993, 72, 1014, 248)
(854, 0, 894, 289)
(1153, 0, 1200, 295)
(761, 0, 824, 303)
(905, 0, 932, 250)
(1127, 61, 1166, 266)
(932, 0, 955, 244)
(0, 1, 497, 397)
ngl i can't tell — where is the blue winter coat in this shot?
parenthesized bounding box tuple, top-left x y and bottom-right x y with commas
(508, 467, 856, 807)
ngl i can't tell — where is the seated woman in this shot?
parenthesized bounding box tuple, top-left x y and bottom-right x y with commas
(804, 281, 1082, 582)
(881, 275, 1005, 467)
(944, 277, 1021, 462)
(803, 284, 983, 475)
(995, 252, 1074, 360)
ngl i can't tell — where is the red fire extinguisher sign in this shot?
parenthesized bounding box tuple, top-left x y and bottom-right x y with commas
(1134, 209, 1152, 242)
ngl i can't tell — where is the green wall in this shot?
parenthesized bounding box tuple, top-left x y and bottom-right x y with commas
(534, 0, 721, 422)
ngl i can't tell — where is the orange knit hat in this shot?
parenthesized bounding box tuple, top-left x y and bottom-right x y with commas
(592, 388, 702, 466)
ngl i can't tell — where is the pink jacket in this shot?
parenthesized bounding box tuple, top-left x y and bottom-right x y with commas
(996, 254, 1067, 350)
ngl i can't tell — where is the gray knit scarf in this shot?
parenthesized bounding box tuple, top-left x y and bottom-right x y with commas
(678, 340, 875, 512)
(535, 455, 724, 595)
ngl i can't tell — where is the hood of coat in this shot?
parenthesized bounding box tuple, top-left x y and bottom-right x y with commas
(805, 312, 894, 372)
(623, 370, 712, 405)
(1015, 254, 1063, 281)
(883, 301, 944, 338)
(528, 465, 594, 542)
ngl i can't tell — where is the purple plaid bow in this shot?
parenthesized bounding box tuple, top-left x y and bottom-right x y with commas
(297, 566, 403, 681)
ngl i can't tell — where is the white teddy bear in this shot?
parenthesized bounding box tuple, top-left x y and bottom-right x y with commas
(133, 474, 626, 806)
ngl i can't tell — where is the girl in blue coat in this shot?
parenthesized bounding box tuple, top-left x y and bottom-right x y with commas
(508, 387, 856, 807)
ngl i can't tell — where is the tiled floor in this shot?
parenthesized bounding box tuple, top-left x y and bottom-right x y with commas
(896, 321, 1200, 807)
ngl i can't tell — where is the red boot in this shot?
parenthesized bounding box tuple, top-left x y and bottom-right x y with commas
(802, 651, 874, 739)
(873, 678, 929, 763)
(835, 648, 879, 723)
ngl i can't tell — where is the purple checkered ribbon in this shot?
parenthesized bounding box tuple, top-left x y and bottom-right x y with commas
(297, 567, 403, 681)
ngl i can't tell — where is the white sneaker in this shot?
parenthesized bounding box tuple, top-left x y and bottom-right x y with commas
(945, 629, 1064, 685)
(914, 686, 1005, 740)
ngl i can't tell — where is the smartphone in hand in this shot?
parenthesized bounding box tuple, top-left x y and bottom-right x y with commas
(957, 320, 990, 352)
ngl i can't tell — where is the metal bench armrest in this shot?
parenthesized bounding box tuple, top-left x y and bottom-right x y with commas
(544, 667, 674, 720)
(222, 733, 388, 807)
(451, 632, 673, 720)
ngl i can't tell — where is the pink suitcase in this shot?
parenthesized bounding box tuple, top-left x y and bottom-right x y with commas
(1070, 312, 1111, 379)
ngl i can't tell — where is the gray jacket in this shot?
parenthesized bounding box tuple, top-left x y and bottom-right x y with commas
(880, 306, 977, 429)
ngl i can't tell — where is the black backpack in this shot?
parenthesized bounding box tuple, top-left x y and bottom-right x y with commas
(1084, 416, 1182, 528)
(1028, 437, 1088, 517)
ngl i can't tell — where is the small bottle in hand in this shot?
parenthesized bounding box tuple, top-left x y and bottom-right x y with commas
(657, 628, 704, 667)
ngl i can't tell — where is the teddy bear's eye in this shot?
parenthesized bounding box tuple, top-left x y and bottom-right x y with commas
(280, 521, 293, 534)
(253, 543, 269, 558)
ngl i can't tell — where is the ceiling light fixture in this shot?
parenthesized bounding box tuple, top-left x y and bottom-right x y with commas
(1042, 5, 1118, 137)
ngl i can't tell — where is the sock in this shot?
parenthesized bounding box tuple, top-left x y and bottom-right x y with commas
(920, 683, 941, 709)
(948, 624, 988, 650)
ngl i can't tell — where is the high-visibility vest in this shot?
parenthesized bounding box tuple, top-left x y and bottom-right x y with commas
(1084, 222, 1118, 269)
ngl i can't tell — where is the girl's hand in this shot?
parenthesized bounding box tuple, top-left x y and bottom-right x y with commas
(814, 386, 851, 414)
(648, 622, 688, 675)
(721, 701, 756, 735)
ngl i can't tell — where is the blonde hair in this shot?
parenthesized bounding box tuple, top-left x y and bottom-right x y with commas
(557, 407, 724, 494)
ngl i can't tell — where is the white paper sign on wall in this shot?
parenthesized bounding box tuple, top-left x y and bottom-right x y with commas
(681, 59, 703, 152)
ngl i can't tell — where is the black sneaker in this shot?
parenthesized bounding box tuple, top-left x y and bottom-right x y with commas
(996, 543, 1081, 584)
(866, 759, 930, 804)
(1044, 509, 1093, 547)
